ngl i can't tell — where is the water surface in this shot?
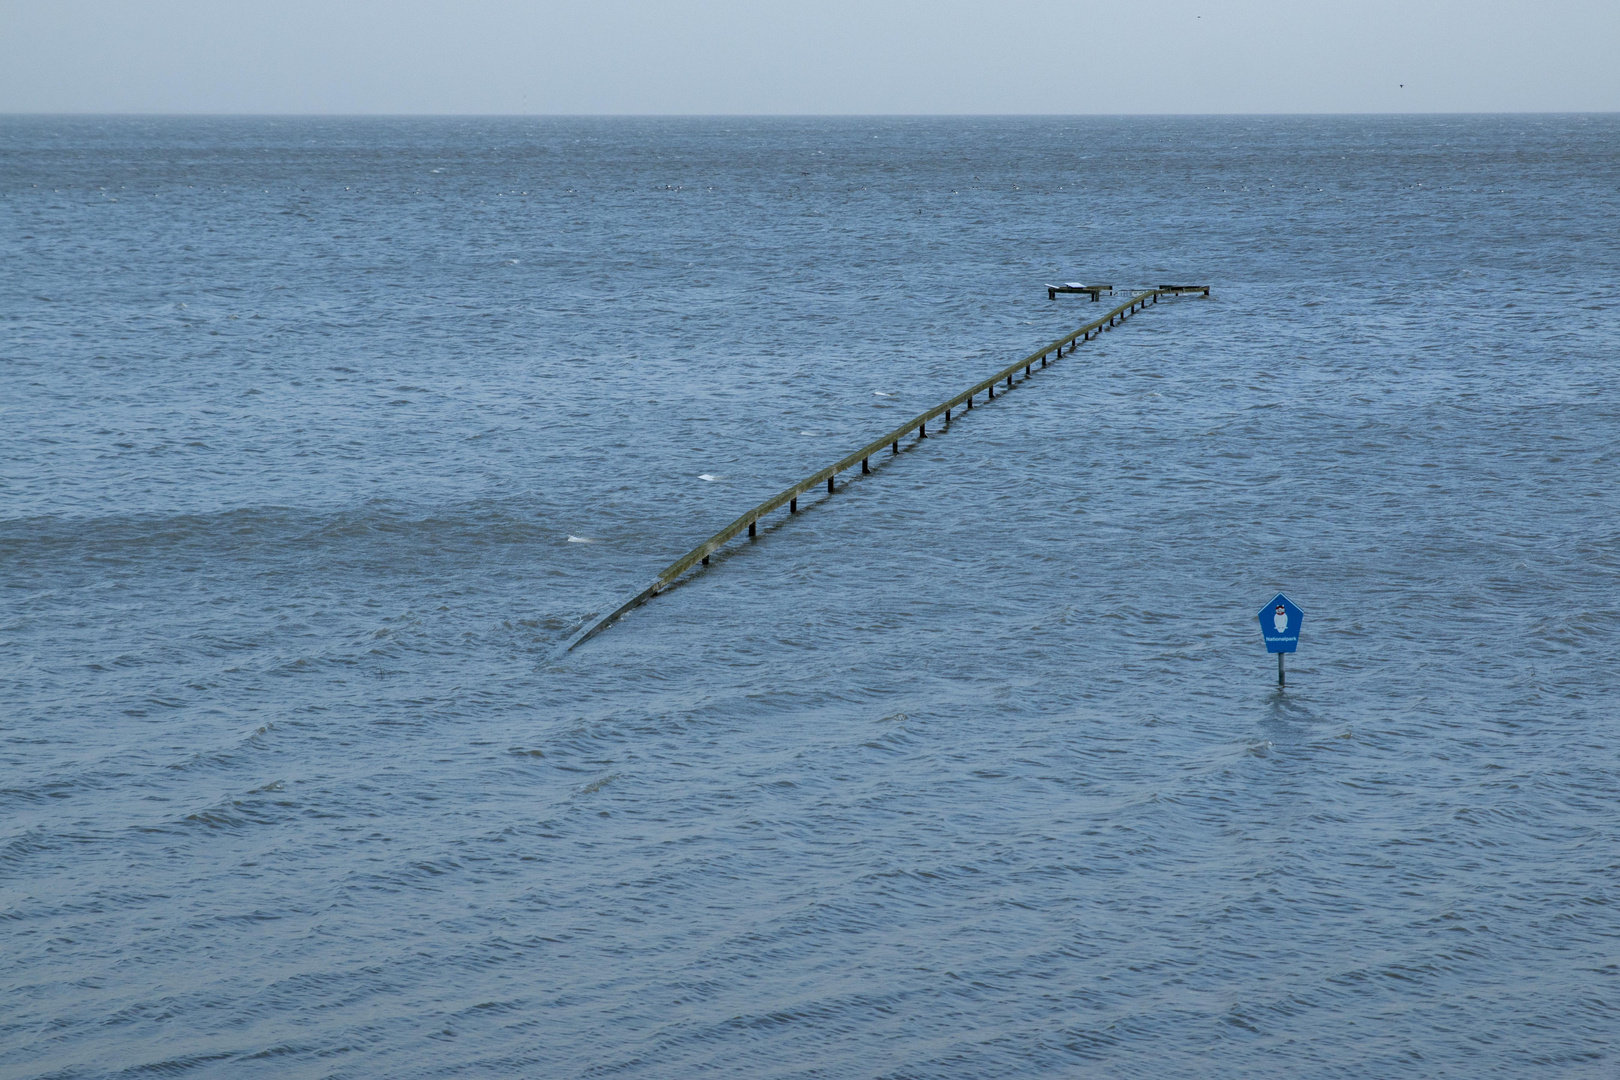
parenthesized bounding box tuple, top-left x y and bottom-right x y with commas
(3, 115, 1618, 1078)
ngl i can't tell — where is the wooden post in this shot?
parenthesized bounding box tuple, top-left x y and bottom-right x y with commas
(862, 457, 869, 473)
(827, 476, 834, 493)
(1278, 652, 1285, 687)
(749, 521, 756, 537)
(789, 497, 797, 514)
(919, 422, 926, 439)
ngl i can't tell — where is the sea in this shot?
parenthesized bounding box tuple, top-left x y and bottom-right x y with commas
(2, 114, 1617, 1078)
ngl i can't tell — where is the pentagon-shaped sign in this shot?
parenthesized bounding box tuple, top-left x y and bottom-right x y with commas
(1258, 593, 1303, 654)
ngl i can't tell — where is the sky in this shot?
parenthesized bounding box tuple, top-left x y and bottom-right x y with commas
(1, 0, 1616, 115)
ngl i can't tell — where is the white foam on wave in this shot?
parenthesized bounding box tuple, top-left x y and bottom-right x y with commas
(873, 391, 894, 397)
(567, 535, 594, 544)
(698, 474, 723, 482)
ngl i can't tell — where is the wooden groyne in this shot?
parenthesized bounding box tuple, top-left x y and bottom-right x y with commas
(560, 286, 1209, 653)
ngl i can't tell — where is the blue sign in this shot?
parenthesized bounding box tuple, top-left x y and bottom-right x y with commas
(1259, 593, 1303, 653)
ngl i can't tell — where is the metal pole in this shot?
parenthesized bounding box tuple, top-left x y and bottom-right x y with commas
(1278, 652, 1285, 687)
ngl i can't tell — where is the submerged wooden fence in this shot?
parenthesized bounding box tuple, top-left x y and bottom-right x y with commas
(560, 285, 1210, 653)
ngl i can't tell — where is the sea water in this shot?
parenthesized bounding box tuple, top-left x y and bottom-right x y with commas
(3, 115, 1618, 1077)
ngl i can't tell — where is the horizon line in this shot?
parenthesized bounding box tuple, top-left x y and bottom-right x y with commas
(3, 109, 1616, 119)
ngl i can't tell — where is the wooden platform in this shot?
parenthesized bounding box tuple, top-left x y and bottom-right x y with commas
(1046, 282, 1114, 301)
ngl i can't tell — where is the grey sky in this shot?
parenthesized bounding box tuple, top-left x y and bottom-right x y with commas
(2, 0, 1616, 114)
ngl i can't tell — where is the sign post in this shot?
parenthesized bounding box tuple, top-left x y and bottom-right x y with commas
(1258, 593, 1303, 686)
